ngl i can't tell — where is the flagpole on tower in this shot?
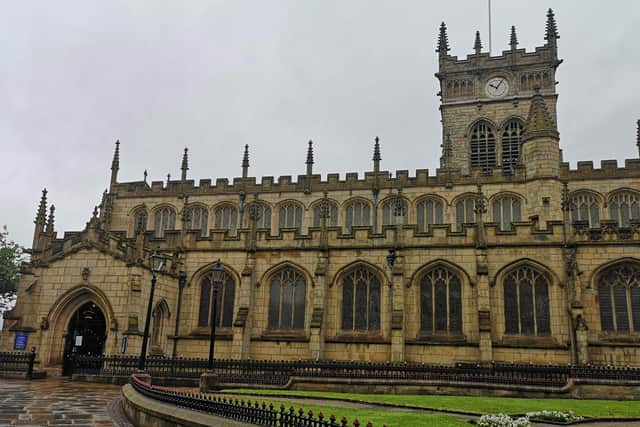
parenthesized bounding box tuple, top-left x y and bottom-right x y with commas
(488, 0, 493, 55)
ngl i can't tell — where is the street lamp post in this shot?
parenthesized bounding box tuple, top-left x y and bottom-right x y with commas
(138, 248, 165, 373)
(171, 270, 188, 359)
(200, 259, 225, 391)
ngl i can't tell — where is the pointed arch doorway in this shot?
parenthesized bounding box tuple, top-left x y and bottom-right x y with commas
(61, 302, 107, 376)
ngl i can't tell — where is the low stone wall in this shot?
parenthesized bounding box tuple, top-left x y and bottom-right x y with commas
(121, 383, 249, 427)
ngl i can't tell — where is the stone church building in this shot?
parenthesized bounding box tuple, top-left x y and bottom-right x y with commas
(3, 9, 640, 374)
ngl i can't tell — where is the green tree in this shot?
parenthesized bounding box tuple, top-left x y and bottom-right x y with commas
(0, 225, 23, 314)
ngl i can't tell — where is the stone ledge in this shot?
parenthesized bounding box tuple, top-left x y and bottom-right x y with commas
(121, 383, 250, 427)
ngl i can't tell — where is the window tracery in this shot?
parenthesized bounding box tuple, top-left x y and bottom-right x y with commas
(197, 269, 236, 328)
(598, 263, 640, 333)
(470, 122, 496, 174)
(420, 267, 462, 335)
(501, 120, 524, 175)
(571, 193, 600, 227)
(186, 205, 209, 236)
(345, 200, 371, 233)
(154, 207, 176, 238)
(267, 268, 306, 330)
(278, 202, 303, 230)
(416, 198, 444, 232)
(608, 192, 640, 227)
(214, 205, 238, 234)
(341, 267, 381, 332)
(492, 195, 522, 231)
(503, 266, 551, 336)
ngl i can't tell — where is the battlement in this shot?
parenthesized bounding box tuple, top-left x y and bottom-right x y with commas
(560, 159, 640, 180)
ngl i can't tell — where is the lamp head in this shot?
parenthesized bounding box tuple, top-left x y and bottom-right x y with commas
(150, 247, 166, 274)
(178, 270, 187, 288)
(211, 259, 225, 285)
(386, 249, 396, 269)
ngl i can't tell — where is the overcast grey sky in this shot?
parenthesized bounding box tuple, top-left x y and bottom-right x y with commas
(1, 1, 639, 248)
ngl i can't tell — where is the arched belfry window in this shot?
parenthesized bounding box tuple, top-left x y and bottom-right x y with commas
(571, 193, 600, 227)
(214, 204, 238, 234)
(492, 195, 522, 231)
(197, 269, 236, 328)
(312, 201, 338, 227)
(382, 198, 408, 226)
(501, 120, 524, 174)
(154, 207, 176, 238)
(420, 267, 462, 336)
(268, 268, 306, 330)
(470, 121, 496, 174)
(345, 200, 371, 233)
(608, 191, 640, 227)
(503, 266, 551, 336)
(455, 197, 476, 231)
(186, 205, 209, 237)
(133, 209, 148, 235)
(278, 202, 303, 230)
(341, 267, 381, 332)
(598, 263, 640, 333)
(416, 198, 444, 232)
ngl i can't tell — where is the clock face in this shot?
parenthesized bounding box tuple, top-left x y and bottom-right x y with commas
(485, 77, 509, 98)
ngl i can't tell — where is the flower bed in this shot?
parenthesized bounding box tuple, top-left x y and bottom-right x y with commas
(525, 410, 584, 424)
(477, 414, 530, 427)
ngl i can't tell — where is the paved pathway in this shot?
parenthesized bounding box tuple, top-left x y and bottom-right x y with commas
(0, 378, 131, 427)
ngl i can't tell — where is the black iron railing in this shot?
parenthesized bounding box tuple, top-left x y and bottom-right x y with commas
(71, 354, 640, 388)
(0, 350, 36, 379)
(130, 374, 382, 427)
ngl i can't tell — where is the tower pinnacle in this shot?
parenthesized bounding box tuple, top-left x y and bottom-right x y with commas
(373, 136, 381, 173)
(35, 188, 48, 225)
(510, 26, 518, 50)
(46, 205, 55, 235)
(242, 144, 250, 179)
(636, 120, 640, 157)
(474, 31, 482, 54)
(110, 140, 120, 187)
(306, 140, 314, 176)
(181, 147, 189, 181)
(545, 8, 559, 44)
(436, 22, 450, 56)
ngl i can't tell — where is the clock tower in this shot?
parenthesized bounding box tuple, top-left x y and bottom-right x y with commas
(437, 9, 562, 177)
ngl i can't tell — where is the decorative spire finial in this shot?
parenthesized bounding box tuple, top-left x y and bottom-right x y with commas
(436, 22, 450, 56)
(110, 140, 120, 187)
(35, 188, 48, 225)
(306, 140, 314, 176)
(242, 144, 250, 179)
(510, 26, 518, 50)
(181, 147, 189, 181)
(523, 88, 559, 143)
(143, 169, 148, 183)
(545, 8, 559, 44)
(474, 30, 482, 54)
(46, 205, 55, 234)
(373, 136, 381, 173)
(636, 120, 640, 157)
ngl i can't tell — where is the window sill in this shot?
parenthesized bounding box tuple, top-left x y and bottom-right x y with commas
(411, 333, 468, 344)
(188, 327, 233, 340)
(596, 333, 640, 344)
(495, 335, 566, 349)
(256, 331, 309, 342)
(328, 333, 387, 344)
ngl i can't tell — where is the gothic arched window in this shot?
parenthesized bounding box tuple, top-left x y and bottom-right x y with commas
(492, 195, 522, 231)
(278, 202, 303, 230)
(133, 209, 148, 236)
(246, 202, 272, 229)
(312, 201, 338, 227)
(455, 197, 476, 231)
(197, 269, 236, 328)
(186, 205, 209, 237)
(608, 191, 640, 227)
(470, 121, 496, 174)
(501, 120, 524, 174)
(382, 198, 408, 226)
(341, 267, 381, 332)
(571, 193, 600, 227)
(503, 266, 551, 336)
(214, 204, 238, 234)
(154, 207, 176, 238)
(268, 268, 306, 330)
(345, 200, 371, 233)
(598, 263, 640, 333)
(420, 267, 462, 335)
(416, 198, 444, 232)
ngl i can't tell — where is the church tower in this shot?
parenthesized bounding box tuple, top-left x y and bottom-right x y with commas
(437, 9, 562, 177)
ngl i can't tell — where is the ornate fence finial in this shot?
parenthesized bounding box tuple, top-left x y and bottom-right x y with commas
(474, 30, 482, 54)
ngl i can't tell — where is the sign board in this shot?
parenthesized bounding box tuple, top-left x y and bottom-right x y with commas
(14, 332, 28, 350)
(121, 336, 127, 354)
(75, 335, 83, 347)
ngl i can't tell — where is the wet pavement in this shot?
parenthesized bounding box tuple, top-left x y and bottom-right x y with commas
(0, 378, 131, 427)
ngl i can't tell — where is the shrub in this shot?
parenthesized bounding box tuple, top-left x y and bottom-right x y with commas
(477, 414, 530, 427)
(525, 410, 584, 423)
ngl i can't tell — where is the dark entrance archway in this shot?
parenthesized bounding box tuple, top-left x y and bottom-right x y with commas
(62, 302, 107, 376)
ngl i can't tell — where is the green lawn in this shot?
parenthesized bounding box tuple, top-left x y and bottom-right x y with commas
(219, 397, 468, 427)
(222, 388, 640, 419)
